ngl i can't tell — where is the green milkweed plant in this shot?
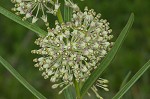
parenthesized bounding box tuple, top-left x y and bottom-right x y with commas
(0, 0, 150, 99)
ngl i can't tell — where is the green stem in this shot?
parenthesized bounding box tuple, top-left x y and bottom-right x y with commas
(53, 0, 64, 23)
(73, 79, 82, 99)
(56, 8, 64, 23)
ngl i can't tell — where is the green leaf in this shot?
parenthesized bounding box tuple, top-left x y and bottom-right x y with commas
(64, 5, 72, 22)
(120, 71, 131, 89)
(0, 56, 47, 99)
(113, 60, 150, 99)
(63, 87, 74, 99)
(81, 13, 134, 97)
(0, 6, 47, 37)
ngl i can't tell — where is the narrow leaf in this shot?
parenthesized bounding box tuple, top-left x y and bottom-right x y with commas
(0, 56, 47, 99)
(63, 87, 74, 99)
(120, 71, 131, 89)
(64, 6, 72, 22)
(81, 13, 134, 96)
(113, 60, 150, 99)
(0, 6, 47, 37)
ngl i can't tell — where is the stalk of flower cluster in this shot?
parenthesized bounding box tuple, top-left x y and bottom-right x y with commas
(73, 77, 82, 99)
(53, 0, 64, 23)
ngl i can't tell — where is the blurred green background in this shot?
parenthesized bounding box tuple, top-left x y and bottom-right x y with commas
(0, 0, 150, 99)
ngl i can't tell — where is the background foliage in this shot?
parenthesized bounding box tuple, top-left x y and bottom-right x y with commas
(0, 0, 150, 99)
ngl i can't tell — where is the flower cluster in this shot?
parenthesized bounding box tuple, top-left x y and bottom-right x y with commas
(11, 0, 60, 26)
(31, 7, 113, 95)
(91, 78, 109, 99)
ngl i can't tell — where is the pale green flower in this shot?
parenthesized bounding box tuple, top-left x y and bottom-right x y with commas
(90, 78, 109, 99)
(31, 6, 113, 96)
(11, 0, 60, 25)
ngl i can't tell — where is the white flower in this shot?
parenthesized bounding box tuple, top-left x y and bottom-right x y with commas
(90, 78, 109, 99)
(32, 17, 38, 23)
(11, 0, 60, 27)
(64, 0, 80, 11)
(31, 7, 113, 94)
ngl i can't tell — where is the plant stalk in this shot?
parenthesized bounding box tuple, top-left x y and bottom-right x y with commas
(53, 0, 64, 23)
(73, 78, 82, 99)
(56, 8, 64, 23)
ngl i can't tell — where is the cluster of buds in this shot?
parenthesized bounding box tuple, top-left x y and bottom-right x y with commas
(11, 0, 60, 29)
(90, 78, 109, 99)
(31, 6, 113, 96)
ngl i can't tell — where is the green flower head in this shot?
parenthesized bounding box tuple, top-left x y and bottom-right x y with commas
(31, 7, 113, 95)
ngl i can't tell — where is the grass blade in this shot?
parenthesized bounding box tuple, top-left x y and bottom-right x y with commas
(63, 87, 74, 99)
(0, 56, 47, 99)
(81, 13, 134, 97)
(112, 60, 150, 99)
(64, 5, 72, 22)
(120, 71, 131, 89)
(0, 6, 47, 37)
